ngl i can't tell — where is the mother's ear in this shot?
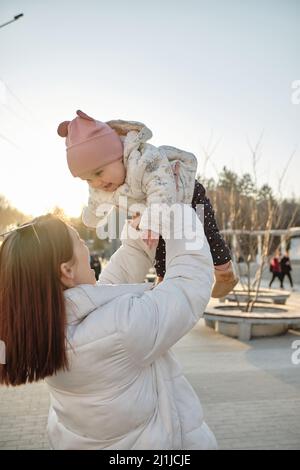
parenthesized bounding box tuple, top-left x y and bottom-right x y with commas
(60, 261, 75, 289)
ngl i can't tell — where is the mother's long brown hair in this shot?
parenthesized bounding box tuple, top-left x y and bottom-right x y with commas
(0, 215, 73, 386)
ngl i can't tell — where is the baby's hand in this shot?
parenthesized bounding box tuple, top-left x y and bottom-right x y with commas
(140, 229, 160, 249)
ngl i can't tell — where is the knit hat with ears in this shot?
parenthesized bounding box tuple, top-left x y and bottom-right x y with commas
(57, 110, 124, 177)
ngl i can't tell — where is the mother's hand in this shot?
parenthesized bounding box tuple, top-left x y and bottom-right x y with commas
(130, 213, 141, 230)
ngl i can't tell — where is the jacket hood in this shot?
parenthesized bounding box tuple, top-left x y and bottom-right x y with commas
(106, 120, 198, 174)
(64, 282, 151, 324)
(106, 120, 153, 163)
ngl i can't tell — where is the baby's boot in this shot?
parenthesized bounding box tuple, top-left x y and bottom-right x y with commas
(212, 261, 239, 298)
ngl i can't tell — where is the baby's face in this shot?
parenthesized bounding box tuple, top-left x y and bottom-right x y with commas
(80, 159, 126, 192)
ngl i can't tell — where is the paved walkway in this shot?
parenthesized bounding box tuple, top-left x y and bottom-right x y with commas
(1, 293, 300, 450)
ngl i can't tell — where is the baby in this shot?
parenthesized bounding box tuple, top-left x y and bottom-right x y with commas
(57, 110, 238, 297)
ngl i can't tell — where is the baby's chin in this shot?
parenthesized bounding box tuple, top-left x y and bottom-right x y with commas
(105, 183, 120, 192)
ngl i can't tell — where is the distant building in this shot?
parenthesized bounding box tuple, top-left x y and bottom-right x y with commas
(290, 236, 300, 261)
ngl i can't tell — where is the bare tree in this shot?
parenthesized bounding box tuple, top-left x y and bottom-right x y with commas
(199, 130, 221, 179)
(198, 135, 300, 313)
(0, 195, 27, 232)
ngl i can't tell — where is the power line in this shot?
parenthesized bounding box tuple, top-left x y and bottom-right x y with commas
(0, 79, 46, 142)
(1, 102, 33, 126)
(0, 102, 43, 142)
(0, 132, 22, 151)
(1, 79, 43, 127)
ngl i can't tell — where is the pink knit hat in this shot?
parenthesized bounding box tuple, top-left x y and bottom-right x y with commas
(57, 110, 124, 177)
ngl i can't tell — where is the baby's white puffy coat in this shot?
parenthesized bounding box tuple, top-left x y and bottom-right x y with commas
(46, 206, 217, 450)
(82, 120, 198, 229)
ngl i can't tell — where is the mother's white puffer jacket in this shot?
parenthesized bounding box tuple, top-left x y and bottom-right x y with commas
(45, 205, 217, 450)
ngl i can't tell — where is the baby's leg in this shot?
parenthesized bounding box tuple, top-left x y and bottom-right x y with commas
(155, 236, 166, 279)
(154, 181, 231, 278)
(192, 180, 231, 265)
(192, 180, 238, 297)
(154, 182, 236, 294)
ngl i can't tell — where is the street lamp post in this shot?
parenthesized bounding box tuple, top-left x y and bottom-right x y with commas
(0, 13, 24, 29)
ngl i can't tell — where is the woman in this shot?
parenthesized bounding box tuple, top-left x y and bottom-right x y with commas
(0, 204, 217, 450)
(269, 250, 283, 289)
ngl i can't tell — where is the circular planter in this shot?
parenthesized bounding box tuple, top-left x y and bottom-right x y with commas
(204, 302, 300, 341)
(226, 289, 290, 305)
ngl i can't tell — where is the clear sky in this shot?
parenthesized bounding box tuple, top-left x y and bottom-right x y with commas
(0, 0, 299, 217)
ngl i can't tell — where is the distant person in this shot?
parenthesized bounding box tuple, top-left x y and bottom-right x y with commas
(280, 251, 293, 289)
(269, 251, 283, 289)
(90, 254, 101, 281)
